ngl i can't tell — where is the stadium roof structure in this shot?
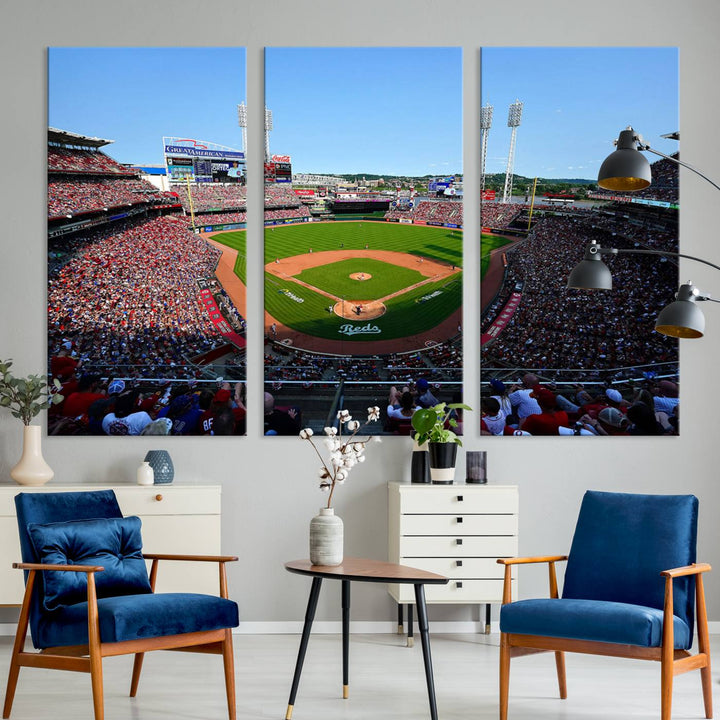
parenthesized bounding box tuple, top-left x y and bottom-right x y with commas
(48, 127, 114, 148)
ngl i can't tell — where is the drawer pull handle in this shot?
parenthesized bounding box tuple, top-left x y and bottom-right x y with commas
(456, 581, 463, 589)
(456, 517, 463, 523)
(456, 560, 463, 567)
(457, 495, 464, 502)
(456, 539, 463, 545)
(155, 494, 163, 502)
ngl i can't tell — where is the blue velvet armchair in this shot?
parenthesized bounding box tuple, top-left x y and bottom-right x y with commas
(2, 490, 239, 720)
(498, 490, 712, 720)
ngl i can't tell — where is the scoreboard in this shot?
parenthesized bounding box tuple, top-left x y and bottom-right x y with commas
(163, 137, 245, 184)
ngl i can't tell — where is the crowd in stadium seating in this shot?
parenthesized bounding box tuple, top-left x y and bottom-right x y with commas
(481, 213, 678, 374)
(48, 146, 132, 175)
(175, 183, 247, 213)
(265, 185, 304, 208)
(480, 373, 679, 436)
(264, 206, 312, 222)
(48, 376, 247, 436)
(480, 201, 524, 229)
(409, 200, 463, 224)
(192, 211, 248, 227)
(48, 177, 170, 217)
(48, 215, 242, 383)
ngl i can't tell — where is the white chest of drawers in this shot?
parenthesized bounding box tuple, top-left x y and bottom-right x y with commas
(0, 484, 222, 605)
(388, 482, 518, 635)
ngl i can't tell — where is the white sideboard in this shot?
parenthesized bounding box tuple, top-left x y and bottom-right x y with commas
(388, 482, 518, 636)
(0, 484, 222, 605)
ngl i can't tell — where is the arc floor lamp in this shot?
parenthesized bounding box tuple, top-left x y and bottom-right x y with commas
(567, 127, 720, 338)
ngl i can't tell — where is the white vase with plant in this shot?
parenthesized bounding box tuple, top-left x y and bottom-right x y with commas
(0, 359, 63, 486)
(411, 401, 472, 484)
(300, 406, 380, 565)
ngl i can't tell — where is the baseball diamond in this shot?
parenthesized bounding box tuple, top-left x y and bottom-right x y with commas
(238, 220, 464, 354)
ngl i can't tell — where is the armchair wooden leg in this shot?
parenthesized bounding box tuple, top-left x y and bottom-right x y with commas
(129, 653, 144, 697)
(89, 654, 104, 720)
(222, 629, 236, 720)
(554, 651, 567, 699)
(696, 574, 713, 719)
(3, 570, 35, 719)
(87, 574, 104, 720)
(499, 633, 510, 720)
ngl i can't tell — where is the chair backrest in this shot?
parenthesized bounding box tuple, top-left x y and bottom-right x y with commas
(15, 490, 123, 647)
(563, 490, 698, 633)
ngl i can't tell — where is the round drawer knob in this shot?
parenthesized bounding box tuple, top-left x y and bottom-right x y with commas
(155, 494, 163, 502)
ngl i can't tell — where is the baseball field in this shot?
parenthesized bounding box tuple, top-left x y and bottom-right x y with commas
(241, 220, 463, 353)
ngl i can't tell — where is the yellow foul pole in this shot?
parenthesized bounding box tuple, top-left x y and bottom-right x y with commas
(185, 174, 196, 231)
(527, 177, 538, 232)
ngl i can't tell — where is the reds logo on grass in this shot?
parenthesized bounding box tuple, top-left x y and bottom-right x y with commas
(338, 323, 381, 336)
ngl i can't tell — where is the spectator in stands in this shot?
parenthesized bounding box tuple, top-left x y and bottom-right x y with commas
(507, 373, 542, 420)
(264, 391, 301, 435)
(653, 379, 679, 414)
(415, 378, 439, 408)
(101, 391, 152, 435)
(520, 389, 569, 435)
(480, 396, 507, 435)
(61, 374, 106, 419)
(626, 402, 665, 435)
(387, 386, 418, 421)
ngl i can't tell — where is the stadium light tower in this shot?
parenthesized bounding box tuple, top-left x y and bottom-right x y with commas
(502, 100, 523, 203)
(237, 103, 274, 161)
(264, 108, 273, 162)
(480, 103, 494, 197)
(237, 103, 248, 155)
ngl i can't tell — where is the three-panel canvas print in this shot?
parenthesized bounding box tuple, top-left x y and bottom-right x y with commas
(46, 46, 678, 437)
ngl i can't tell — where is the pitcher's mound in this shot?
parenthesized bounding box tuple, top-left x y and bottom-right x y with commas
(334, 300, 386, 320)
(350, 272, 372, 281)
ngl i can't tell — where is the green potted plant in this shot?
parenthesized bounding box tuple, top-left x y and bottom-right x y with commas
(411, 401, 472, 484)
(0, 359, 63, 485)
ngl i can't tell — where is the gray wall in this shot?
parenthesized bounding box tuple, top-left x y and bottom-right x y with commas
(1, 0, 719, 626)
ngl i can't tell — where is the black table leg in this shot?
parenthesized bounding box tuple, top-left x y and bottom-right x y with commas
(414, 583, 439, 720)
(407, 602, 414, 647)
(485, 603, 491, 635)
(397, 602, 404, 634)
(342, 579, 350, 699)
(286, 577, 323, 720)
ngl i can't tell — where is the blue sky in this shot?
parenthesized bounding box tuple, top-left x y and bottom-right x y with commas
(48, 47, 677, 180)
(481, 47, 678, 179)
(48, 48, 247, 165)
(264, 48, 462, 176)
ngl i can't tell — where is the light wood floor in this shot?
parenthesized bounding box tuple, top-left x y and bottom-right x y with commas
(0, 633, 717, 719)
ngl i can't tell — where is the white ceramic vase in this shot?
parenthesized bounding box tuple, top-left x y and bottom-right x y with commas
(10, 425, 54, 486)
(309, 507, 343, 566)
(136, 461, 154, 486)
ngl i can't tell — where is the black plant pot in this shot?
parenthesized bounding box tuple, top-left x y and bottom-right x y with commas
(428, 442, 458, 484)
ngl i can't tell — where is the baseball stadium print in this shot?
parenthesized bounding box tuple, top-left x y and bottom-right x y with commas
(263, 48, 463, 436)
(480, 48, 680, 437)
(47, 48, 248, 436)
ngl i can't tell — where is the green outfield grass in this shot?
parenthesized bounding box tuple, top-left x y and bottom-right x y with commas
(209, 230, 247, 283)
(262, 221, 463, 345)
(265, 221, 462, 266)
(296, 258, 426, 300)
(481, 233, 514, 278)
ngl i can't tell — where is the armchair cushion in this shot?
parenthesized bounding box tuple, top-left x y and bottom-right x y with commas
(36, 593, 239, 648)
(500, 598, 691, 649)
(28, 516, 152, 611)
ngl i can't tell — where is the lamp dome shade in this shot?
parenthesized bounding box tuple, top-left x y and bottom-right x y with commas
(655, 297, 705, 338)
(567, 257, 613, 290)
(597, 128, 652, 191)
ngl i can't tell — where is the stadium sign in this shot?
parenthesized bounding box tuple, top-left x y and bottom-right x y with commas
(417, 290, 443, 303)
(271, 154, 291, 163)
(164, 145, 245, 160)
(279, 288, 305, 303)
(338, 323, 381, 336)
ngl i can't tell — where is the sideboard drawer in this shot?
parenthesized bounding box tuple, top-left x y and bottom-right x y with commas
(400, 535, 518, 558)
(401, 557, 508, 580)
(390, 578, 515, 604)
(401, 513, 517, 536)
(114, 486, 221, 517)
(399, 487, 517, 515)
